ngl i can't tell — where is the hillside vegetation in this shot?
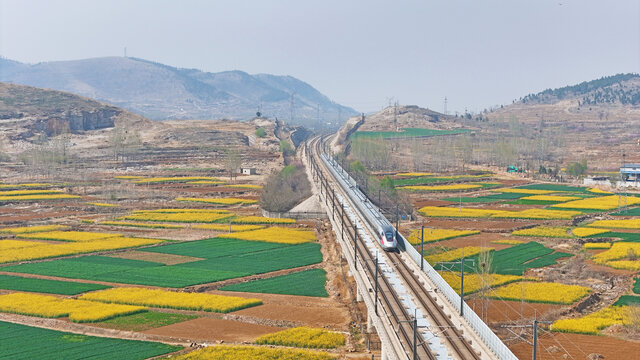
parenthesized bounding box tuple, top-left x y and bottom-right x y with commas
(521, 73, 640, 106)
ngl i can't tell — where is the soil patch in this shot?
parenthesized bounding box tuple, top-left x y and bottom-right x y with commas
(108, 250, 203, 265)
(420, 232, 517, 250)
(412, 199, 453, 208)
(216, 290, 349, 328)
(142, 317, 279, 343)
(509, 332, 640, 360)
(584, 259, 638, 276)
(466, 299, 565, 324)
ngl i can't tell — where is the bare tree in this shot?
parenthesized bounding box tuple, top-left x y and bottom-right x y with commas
(224, 149, 242, 181)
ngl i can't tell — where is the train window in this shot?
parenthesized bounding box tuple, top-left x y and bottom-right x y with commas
(385, 232, 394, 241)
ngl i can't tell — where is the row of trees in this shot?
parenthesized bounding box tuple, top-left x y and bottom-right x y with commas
(260, 162, 311, 212)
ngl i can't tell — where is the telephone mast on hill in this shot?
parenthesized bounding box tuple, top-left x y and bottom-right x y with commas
(444, 97, 448, 115)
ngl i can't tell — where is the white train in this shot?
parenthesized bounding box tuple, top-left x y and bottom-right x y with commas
(377, 224, 398, 251)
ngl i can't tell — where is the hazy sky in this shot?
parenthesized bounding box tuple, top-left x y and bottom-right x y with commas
(1, 0, 639, 114)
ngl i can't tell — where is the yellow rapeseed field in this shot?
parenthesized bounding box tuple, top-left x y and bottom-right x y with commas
(0, 183, 51, 188)
(0, 194, 80, 202)
(124, 211, 233, 223)
(490, 239, 524, 245)
(100, 221, 184, 229)
(193, 224, 264, 232)
(0, 189, 61, 196)
(0, 240, 44, 251)
(218, 227, 316, 244)
(493, 208, 581, 220)
(494, 189, 556, 195)
(0, 237, 163, 263)
(583, 243, 612, 249)
(133, 208, 229, 214)
(512, 226, 569, 238)
(592, 242, 640, 263)
(80, 287, 262, 313)
(225, 184, 263, 189)
(604, 260, 640, 271)
(114, 175, 144, 179)
(587, 187, 613, 194)
(552, 195, 640, 210)
(587, 218, 640, 229)
(176, 197, 258, 205)
(440, 272, 523, 294)
(418, 206, 580, 220)
(255, 327, 345, 349)
(406, 228, 479, 245)
(87, 202, 118, 207)
(553, 306, 630, 334)
(572, 227, 611, 237)
(231, 216, 296, 224)
(489, 282, 590, 304)
(520, 195, 580, 202)
(425, 246, 491, 264)
(18, 231, 121, 242)
(400, 184, 482, 191)
(0, 292, 146, 322)
(171, 345, 336, 360)
(0, 225, 67, 234)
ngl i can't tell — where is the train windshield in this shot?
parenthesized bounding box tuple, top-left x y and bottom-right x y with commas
(385, 232, 394, 241)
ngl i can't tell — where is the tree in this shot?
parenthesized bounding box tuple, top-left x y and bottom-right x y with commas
(224, 149, 242, 181)
(279, 140, 294, 156)
(109, 125, 126, 161)
(256, 127, 267, 138)
(260, 162, 311, 212)
(566, 159, 587, 177)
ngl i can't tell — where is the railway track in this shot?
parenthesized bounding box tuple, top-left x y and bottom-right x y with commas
(308, 135, 483, 360)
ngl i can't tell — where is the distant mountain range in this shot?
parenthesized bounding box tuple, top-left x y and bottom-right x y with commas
(0, 56, 357, 127)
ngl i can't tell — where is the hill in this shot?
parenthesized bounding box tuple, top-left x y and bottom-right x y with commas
(332, 104, 466, 153)
(0, 82, 146, 137)
(0, 57, 357, 127)
(482, 74, 640, 170)
(520, 73, 640, 106)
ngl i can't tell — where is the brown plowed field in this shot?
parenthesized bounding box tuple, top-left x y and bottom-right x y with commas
(108, 250, 203, 265)
(215, 291, 349, 328)
(509, 332, 640, 360)
(143, 317, 280, 343)
(466, 299, 565, 324)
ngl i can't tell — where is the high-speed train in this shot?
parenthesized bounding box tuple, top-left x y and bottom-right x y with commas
(376, 224, 398, 251)
(322, 153, 399, 252)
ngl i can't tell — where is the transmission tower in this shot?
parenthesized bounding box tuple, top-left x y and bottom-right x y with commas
(394, 101, 398, 131)
(289, 93, 295, 124)
(444, 97, 448, 115)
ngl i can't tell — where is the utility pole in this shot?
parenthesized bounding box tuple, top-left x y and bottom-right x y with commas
(500, 313, 552, 360)
(460, 257, 465, 316)
(439, 257, 475, 316)
(374, 252, 379, 315)
(420, 225, 424, 270)
(393, 101, 398, 131)
(341, 203, 345, 240)
(353, 222, 358, 269)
